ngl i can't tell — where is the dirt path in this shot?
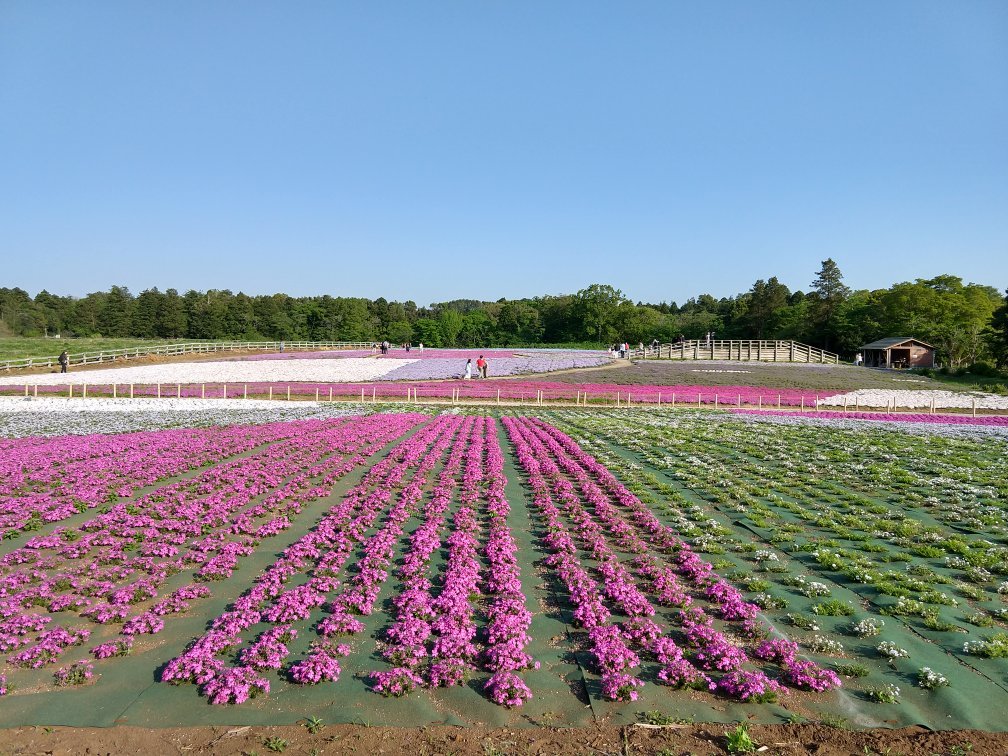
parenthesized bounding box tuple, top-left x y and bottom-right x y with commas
(0, 722, 1003, 755)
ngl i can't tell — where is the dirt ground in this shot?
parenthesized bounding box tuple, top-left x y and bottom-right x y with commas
(1, 722, 1003, 755)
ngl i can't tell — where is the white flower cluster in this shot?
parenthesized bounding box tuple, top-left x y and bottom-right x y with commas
(851, 618, 884, 638)
(753, 549, 779, 563)
(819, 389, 1008, 411)
(805, 635, 845, 656)
(916, 667, 949, 690)
(0, 358, 411, 386)
(877, 640, 909, 660)
(795, 576, 831, 598)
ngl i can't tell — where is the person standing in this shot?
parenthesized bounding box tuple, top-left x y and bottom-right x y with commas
(482, 357, 489, 378)
(464, 358, 472, 380)
(58, 350, 69, 373)
(476, 355, 485, 379)
(418, 342, 424, 355)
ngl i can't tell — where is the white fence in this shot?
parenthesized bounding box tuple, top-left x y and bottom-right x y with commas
(2, 341, 374, 371)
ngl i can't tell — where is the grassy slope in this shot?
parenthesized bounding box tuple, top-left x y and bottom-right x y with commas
(0, 337, 200, 363)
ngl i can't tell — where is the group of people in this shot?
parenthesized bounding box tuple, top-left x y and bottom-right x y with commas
(372, 341, 425, 355)
(463, 355, 490, 379)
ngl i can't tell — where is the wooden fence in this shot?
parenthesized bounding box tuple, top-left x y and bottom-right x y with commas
(2, 341, 374, 372)
(630, 339, 839, 364)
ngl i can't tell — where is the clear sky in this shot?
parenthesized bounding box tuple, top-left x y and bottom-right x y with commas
(1, 1, 1006, 306)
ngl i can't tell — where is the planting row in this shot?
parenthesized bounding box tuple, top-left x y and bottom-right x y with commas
(544, 409, 1008, 719)
(0, 414, 424, 694)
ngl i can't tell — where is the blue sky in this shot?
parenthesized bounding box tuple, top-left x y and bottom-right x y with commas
(1, 1, 1005, 306)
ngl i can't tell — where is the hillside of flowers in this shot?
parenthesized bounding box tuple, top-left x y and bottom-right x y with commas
(0, 407, 1006, 730)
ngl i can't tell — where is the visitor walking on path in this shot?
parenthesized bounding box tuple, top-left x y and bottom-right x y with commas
(58, 350, 69, 373)
(464, 358, 472, 379)
(481, 356, 489, 378)
(418, 342, 424, 355)
(476, 355, 485, 379)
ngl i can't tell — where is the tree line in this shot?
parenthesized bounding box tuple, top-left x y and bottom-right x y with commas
(2, 260, 1006, 367)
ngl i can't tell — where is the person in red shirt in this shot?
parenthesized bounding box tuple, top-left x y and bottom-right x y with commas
(476, 355, 486, 379)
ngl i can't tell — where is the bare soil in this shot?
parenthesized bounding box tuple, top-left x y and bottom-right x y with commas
(1, 722, 1002, 755)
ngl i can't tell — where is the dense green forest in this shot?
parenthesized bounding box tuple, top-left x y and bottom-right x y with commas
(3, 260, 1007, 366)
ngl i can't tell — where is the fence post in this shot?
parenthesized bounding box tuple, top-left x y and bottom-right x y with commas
(361, 387, 365, 402)
(130, 383, 134, 399)
(757, 395, 761, 410)
(157, 383, 161, 399)
(800, 396, 804, 410)
(244, 384, 248, 399)
(112, 384, 117, 399)
(815, 394, 819, 411)
(201, 384, 205, 399)
(69, 384, 72, 398)
(497, 388, 501, 405)
(34, 384, 38, 398)
(777, 394, 781, 408)
(223, 383, 227, 399)
(672, 392, 675, 407)
(24, 384, 28, 397)
(657, 392, 661, 407)
(972, 398, 976, 418)
(714, 394, 717, 409)
(288, 385, 291, 401)
(329, 386, 333, 401)
(372, 386, 375, 403)
(316, 388, 320, 402)
(82, 383, 87, 398)
(270, 386, 273, 400)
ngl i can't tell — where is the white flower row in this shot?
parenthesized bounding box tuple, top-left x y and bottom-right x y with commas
(0, 358, 413, 386)
(819, 389, 1008, 410)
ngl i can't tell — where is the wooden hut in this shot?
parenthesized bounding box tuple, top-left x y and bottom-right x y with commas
(859, 337, 935, 368)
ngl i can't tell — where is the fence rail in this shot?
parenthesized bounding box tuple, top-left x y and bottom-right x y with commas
(630, 339, 839, 364)
(2, 341, 375, 372)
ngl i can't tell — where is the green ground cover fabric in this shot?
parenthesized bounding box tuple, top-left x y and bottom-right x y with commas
(2, 408, 1005, 731)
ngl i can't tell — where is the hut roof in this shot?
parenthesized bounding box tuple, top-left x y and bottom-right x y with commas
(860, 337, 935, 350)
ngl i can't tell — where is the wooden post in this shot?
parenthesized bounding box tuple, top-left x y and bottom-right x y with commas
(223, 383, 227, 399)
(800, 396, 804, 411)
(371, 386, 375, 403)
(245, 384, 248, 399)
(497, 388, 501, 405)
(68, 384, 72, 398)
(972, 398, 976, 417)
(757, 395, 761, 409)
(855, 395, 859, 411)
(112, 384, 117, 399)
(329, 386, 333, 401)
(714, 394, 718, 409)
(270, 386, 274, 400)
(157, 383, 161, 399)
(777, 394, 781, 408)
(316, 388, 320, 401)
(930, 397, 934, 414)
(815, 394, 819, 411)
(34, 384, 38, 398)
(657, 392, 661, 407)
(288, 385, 292, 401)
(737, 394, 741, 407)
(201, 384, 205, 399)
(672, 392, 675, 407)
(616, 391, 620, 407)
(130, 383, 134, 399)
(361, 387, 365, 402)
(23, 384, 28, 397)
(698, 393, 701, 407)
(177, 383, 181, 399)
(82, 383, 87, 398)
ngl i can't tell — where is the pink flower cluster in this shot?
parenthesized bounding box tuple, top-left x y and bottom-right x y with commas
(504, 415, 841, 703)
(1, 415, 423, 694)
